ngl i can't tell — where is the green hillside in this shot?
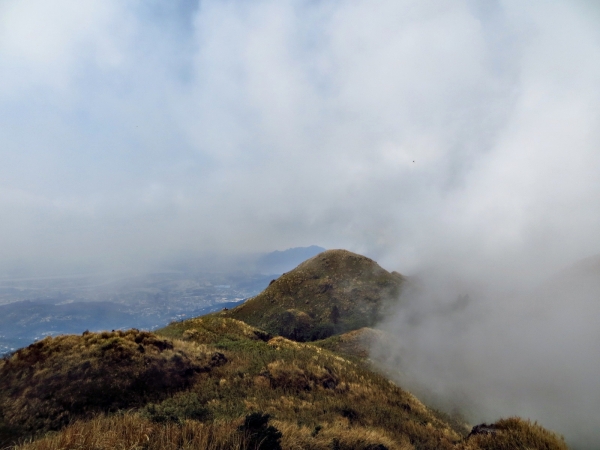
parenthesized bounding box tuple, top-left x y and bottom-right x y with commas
(220, 249, 405, 341)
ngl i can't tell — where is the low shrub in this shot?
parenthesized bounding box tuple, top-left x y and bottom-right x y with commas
(238, 413, 282, 450)
(143, 392, 212, 424)
(462, 417, 568, 450)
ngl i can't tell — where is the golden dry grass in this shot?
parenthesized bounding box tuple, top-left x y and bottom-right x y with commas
(458, 417, 568, 450)
(2, 318, 570, 450)
(153, 317, 467, 449)
(14, 414, 417, 450)
(313, 327, 391, 358)
(15, 415, 568, 450)
(14, 414, 246, 450)
(0, 329, 225, 445)
(273, 419, 413, 450)
(13, 414, 415, 450)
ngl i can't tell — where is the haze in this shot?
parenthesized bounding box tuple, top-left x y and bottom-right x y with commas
(1, 0, 597, 277)
(2, 1, 600, 446)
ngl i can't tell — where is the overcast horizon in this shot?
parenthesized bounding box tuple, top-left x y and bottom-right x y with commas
(1, 0, 600, 282)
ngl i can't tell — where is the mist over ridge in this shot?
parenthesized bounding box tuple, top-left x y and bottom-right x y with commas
(371, 254, 600, 450)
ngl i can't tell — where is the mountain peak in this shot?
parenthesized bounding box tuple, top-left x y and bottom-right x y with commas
(221, 249, 404, 341)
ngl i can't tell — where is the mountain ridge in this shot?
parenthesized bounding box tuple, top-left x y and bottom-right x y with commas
(0, 249, 569, 450)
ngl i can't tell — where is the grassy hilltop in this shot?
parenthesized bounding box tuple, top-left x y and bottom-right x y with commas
(0, 250, 568, 450)
(221, 249, 405, 341)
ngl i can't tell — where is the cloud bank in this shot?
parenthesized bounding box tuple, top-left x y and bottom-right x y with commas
(373, 258, 600, 449)
(1, 0, 599, 276)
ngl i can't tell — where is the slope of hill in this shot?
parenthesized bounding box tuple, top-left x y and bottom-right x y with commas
(5, 316, 568, 450)
(313, 327, 389, 358)
(0, 249, 569, 450)
(221, 249, 405, 341)
(0, 329, 226, 445)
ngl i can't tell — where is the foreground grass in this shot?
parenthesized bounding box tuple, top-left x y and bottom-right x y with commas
(0, 329, 225, 445)
(14, 414, 246, 450)
(1, 316, 569, 450)
(15, 413, 414, 450)
(154, 316, 465, 449)
(458, 418, 568, 450)
(14, 413, 568, 450)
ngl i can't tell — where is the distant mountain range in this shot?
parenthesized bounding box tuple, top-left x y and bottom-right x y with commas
(255, 245, 326, 274)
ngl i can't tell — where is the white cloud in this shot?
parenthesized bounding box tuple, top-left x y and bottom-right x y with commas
(1, 0, 599, 273)
(0, 0, 132, 93)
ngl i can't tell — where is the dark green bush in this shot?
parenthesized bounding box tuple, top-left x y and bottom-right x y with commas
(238, 412, 282, 450)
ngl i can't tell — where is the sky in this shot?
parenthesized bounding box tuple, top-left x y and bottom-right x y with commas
(1, 0, 600, 278)
(2, 0, 600, 446)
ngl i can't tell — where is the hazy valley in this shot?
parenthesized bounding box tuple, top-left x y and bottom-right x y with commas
(0, 247, 325, 356)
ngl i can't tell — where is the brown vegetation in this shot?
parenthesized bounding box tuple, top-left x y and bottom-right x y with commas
(10, 315, 460, 449)
(14, 414, 568, 450)
(0, 329, 225, 445)
(2, 316, 570, 450)
(13, 414, 246, 450)
(152, 317, 467, 448)
(314, 327, 390, 358)
(458, 417, 568, 450)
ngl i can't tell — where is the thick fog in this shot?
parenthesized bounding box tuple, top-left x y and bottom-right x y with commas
(2, 0, 598, 277)
(373, 260, 600, 449)
(2, 1, 600, 444)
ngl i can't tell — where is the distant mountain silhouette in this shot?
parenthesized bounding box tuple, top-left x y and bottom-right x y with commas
(255, 245, 325, 274)
(223, 249, 405, 341)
